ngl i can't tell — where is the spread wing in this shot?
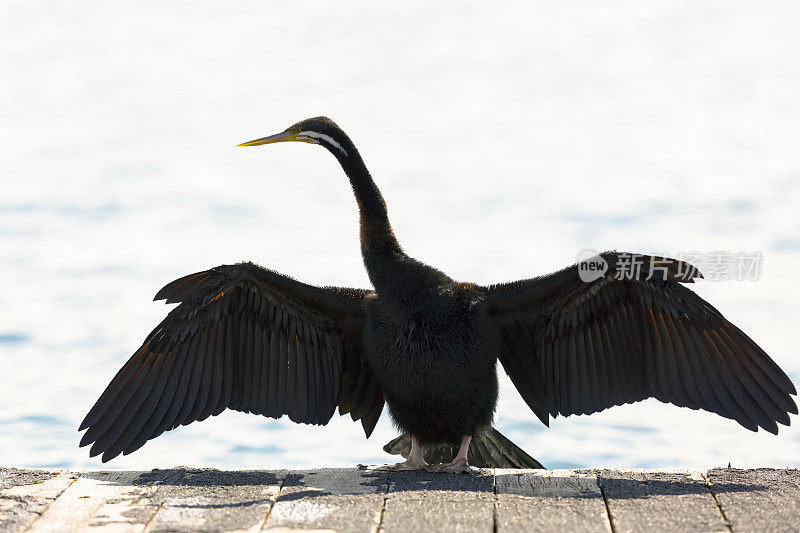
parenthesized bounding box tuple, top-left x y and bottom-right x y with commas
(484, 252, 797, 433)
(79, 262, 384, 462)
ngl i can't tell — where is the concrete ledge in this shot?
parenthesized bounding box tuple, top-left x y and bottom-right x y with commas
(1, 467, 798, 532)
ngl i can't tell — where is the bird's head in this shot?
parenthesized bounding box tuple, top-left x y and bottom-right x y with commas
(238, 116, 349, 158)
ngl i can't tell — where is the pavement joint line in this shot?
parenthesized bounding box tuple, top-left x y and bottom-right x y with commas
(140, 500, 164, 533)
(373, 471, 391, 533)
(256, 469, 287, 532)
(702, 470, 735, 533)
(20, 469, 79, 532)
(598, 482, 617, 533)
(142, 467, 189, 533)
(141, 469, 182, 533)
(491, 468, 498, 533)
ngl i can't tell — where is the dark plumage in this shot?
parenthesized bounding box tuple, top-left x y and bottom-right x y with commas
(80, 117, 797, 470)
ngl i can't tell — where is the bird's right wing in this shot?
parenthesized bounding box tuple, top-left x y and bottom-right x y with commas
(79, 262, 384, 462)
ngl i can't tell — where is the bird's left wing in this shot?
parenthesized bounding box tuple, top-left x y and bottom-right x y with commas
(79, 262, 383, 462)
(482, 251, 797, 432)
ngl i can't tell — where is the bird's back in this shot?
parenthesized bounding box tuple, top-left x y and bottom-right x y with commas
(361, 267, 499, 444)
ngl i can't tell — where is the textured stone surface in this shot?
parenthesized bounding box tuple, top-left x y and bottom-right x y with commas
(266, 468, 387, 533)
(495, 470, 610, 532)
(2, 467, 799, 532)
(707, 468, 800, 533)
(381, 469, 494, 532)
(25, 471, 159, 532)
(594, 470, 728, 532)
(0, 469, 77, 533)
(147, 468, 285, 533)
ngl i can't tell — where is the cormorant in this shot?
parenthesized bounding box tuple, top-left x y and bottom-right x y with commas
(79, 117, 797, 473)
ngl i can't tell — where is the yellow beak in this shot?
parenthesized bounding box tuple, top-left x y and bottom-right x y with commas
(237, 130, 315, 147)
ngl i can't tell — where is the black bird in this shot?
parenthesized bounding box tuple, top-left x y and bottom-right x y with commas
(80, 117, 797, 472)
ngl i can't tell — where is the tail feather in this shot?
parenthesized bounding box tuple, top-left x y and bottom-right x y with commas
(383, 427, 545, 469)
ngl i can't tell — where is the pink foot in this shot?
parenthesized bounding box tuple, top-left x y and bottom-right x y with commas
(358, 457, 428, 472)
(425, 458, 471, 474)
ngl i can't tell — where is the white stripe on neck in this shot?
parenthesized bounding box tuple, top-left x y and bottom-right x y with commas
(299, 131, 348, 156)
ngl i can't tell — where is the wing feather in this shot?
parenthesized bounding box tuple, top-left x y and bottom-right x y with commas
(267, 326, 280, 417)
(80, 262, 385, 461)
(276, 318, 288, 415)
(487, 251, 796, 434)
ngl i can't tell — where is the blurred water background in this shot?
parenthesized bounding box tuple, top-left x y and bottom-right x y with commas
(1, 2, 799, 470)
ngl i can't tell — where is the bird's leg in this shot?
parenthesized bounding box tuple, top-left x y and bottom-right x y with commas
(403, 435, 427, 468)
(359, 435, 428, 471)
(426, 435, 472, 474)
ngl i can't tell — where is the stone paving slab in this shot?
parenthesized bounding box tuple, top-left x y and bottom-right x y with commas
(0, 469, 78, 533)
(2, 467, 799, 532)
(382, 469, 495, 531)
(265, 468, 386, 533)
(25, 471, 157, 533)
(495, 470, 610, 532)
(592, 470, 729, 532)
(148, 468, 285, 533)
(707, 468, 800, 533)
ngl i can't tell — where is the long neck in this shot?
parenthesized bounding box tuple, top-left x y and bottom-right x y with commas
(321, 131, 406, 280)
